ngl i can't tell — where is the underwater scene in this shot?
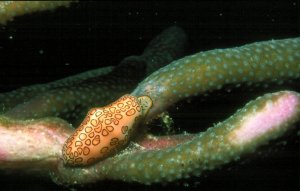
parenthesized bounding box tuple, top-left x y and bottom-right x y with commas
(0, 1, 299, 191)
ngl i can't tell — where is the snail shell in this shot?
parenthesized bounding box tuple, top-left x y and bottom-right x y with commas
(62, 94, 152, 166)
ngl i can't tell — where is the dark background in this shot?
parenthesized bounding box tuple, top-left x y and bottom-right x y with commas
(0, 1, 299, 191)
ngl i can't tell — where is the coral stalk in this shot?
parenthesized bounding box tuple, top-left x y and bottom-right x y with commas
(51, 91, 300, 185)
(0, 1, 75, 25)
(132, 38, 300, 121)
(2, 26, 187, 125)
(0, 116, 72, 173)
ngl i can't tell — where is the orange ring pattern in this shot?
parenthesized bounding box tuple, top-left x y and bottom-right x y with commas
(62, 94, 143, 166)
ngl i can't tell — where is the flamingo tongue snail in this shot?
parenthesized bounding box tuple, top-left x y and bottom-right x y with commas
(62, 94, 152, 166)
